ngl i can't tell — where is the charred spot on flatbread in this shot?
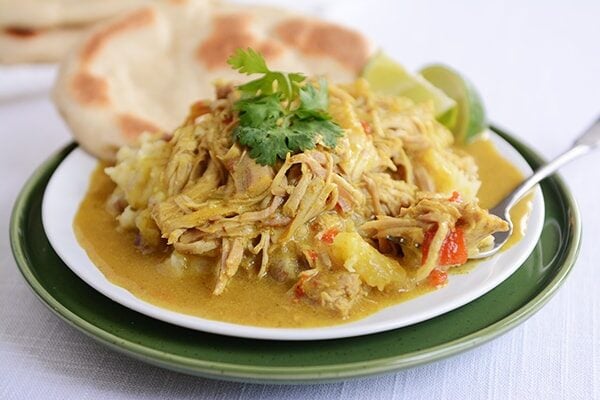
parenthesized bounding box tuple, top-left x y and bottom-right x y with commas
(3, 27, 41, 39)
(275, 18, 371, 74)
(118, 114, 161, 138)
(70, 72, 110, 106)
(81, 8, 155, 65)
(197, 13, 284, 70)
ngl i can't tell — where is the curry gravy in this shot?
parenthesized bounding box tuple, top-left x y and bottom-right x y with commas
(74, 136, 531, 327)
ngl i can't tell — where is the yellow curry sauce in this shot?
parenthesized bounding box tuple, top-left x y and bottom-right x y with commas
(74, 135, 531, 327)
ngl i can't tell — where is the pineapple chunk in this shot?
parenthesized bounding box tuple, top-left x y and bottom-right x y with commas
(419, 148, 480, 200)
(330, 232, 407, 290)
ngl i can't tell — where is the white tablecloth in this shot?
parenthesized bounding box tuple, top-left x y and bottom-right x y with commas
(1, 1, 598, 399)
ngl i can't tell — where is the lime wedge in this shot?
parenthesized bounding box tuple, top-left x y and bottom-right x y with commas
(362, 53, 457, 120)
(419, 64, 486, 143)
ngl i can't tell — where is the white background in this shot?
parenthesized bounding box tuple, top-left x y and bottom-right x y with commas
(1, 0, 598, 399)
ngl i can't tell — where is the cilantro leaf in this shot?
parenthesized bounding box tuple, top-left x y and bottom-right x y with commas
(297, 79, 329, 117)
(227, 48, 345, 166)
(283, 121, 318, 153)
(234, 126, 285, 166)
(235, 94, 283, 127)
(294, 80, 343, 146)
(228, 48, 305, 101)
(292, 118, 344, 148)
(227, 48, 269, 74)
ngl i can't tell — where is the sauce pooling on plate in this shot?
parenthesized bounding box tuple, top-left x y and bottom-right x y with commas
(74, 135, 531, 328)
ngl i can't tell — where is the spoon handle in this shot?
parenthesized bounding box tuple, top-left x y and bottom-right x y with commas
(492, 117, 600, 216)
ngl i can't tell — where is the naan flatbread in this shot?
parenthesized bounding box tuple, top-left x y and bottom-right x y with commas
(53, 0, 375, 160)
(0, 0, 149, 29)
(0, 26, 87, 64)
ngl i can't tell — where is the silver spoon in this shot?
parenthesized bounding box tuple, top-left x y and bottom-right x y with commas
(472, 117, 600, 259)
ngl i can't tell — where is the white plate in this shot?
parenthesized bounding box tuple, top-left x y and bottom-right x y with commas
(42, 131, 544, 341)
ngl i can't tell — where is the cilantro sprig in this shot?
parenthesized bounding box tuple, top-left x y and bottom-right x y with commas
(227, 48, 343, 166)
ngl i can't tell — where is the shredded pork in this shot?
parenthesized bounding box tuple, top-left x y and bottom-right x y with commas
(105, 78, 509, 317)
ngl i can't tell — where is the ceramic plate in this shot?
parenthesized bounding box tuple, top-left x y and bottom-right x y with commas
(41, 131, 544, 340)
(10, 128, 580, 382)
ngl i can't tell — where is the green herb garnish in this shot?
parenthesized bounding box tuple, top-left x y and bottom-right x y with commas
(227, 48, 343, 166)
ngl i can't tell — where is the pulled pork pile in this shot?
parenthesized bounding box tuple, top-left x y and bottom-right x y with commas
(106, 78, 508, 317)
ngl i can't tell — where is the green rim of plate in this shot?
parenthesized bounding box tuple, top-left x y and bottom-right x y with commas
(10, 127, 581, 384)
